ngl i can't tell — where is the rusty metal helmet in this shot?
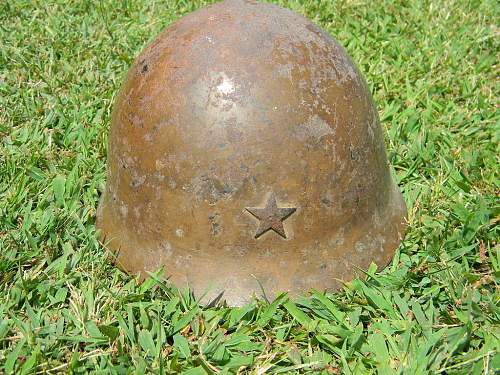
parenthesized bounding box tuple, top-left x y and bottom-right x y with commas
(97, 0, 407, 306)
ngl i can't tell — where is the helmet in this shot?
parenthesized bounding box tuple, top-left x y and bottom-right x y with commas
(97, 0, 407, 306)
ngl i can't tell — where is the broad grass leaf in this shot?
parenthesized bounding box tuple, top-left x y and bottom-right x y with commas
(52, 175, 66, 207)
(173, 333, 191, 358)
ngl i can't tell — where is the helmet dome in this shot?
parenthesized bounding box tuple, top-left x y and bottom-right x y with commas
(97, 0, 407, 306)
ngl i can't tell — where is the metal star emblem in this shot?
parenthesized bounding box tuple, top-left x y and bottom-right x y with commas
(246, 192, 296, 239)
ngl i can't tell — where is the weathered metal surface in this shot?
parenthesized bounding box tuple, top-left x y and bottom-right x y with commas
(97, 0, 407, 306)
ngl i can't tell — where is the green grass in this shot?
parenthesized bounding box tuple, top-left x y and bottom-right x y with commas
(1, 0, 499, 373)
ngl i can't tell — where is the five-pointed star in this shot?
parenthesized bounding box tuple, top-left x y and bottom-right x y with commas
(246, 193, 296, 239)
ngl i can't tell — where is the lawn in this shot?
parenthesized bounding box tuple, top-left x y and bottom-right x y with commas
(0, 0, 499, 373)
